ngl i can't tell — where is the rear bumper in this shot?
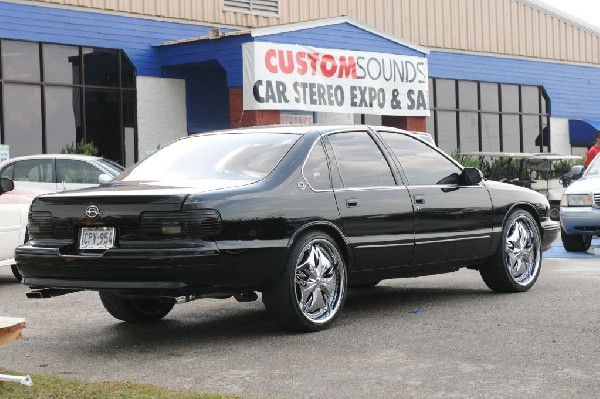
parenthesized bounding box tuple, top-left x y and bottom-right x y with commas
(16, 244, 220, 294)
(541, 219, 560, 252)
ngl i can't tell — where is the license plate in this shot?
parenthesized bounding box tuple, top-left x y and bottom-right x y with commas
(79, 227, 115, 249)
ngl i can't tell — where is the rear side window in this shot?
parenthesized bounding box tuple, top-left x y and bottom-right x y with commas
(303, 139, 331, 191)
(380, 132, 462, 186)
(328, 131, 395, 188)
(13, 159, 55, 183)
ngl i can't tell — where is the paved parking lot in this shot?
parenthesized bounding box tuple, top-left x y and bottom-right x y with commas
(1, 251, 599, 398)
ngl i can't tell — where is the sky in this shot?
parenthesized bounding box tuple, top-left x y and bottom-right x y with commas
(535, 0, 600, 30)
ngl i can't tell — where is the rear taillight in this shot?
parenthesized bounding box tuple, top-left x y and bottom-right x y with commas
(140, 210, 222, 237)
(28, 211, 53, 237)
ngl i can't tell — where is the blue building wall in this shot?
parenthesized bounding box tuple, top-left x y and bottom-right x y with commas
(163, 61, 231, 133)
(0, 0, 223, 76)
(429, 51, 600, 120)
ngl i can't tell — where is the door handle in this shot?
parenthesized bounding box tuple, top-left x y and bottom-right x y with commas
(346, 198, 359, 208)
(413, 194, 425, 204)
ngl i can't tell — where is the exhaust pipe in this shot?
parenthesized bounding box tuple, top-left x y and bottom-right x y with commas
(26, 289, 80, 299)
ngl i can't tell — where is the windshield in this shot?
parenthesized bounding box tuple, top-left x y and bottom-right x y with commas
(585, 155, 600, 177)
(96, 159, 125, 177)
(118, 132, 300, 183)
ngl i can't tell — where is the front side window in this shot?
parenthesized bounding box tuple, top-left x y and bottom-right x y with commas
(380, 132, 462, 186)
(57, 159, 103, 184)
(0, 163, 14, 179)
(327, 131, 395, 188)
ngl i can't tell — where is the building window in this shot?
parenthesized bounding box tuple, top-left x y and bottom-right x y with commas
(428, 78, 550, 154)
(0, 39, 137, 166)
(223, 0, 279, 16)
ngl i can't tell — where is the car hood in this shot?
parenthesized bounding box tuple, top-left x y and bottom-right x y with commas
(564, 176, 600, 194)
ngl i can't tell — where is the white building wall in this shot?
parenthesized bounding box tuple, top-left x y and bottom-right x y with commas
(550, 117, 573, 155)
(315, 112, 355, 125)
(136, 76, 187, 161)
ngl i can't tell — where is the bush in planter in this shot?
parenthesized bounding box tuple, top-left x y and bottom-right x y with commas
(60, 139, 99, 156)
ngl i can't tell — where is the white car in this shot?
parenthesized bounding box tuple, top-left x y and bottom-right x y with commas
(0, 155, 124, 280)
(0, 154, 124, 194)
(560, 155, 600, 251)
(0, 178, 36, 280)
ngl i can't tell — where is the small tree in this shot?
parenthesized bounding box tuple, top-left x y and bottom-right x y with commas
(60, 139, 99, 156)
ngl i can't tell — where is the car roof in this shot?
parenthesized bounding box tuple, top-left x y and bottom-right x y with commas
(190, 125, 413, 136)
(0, 154, 104, 164)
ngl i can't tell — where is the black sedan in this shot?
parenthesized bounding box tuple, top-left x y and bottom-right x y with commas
(16, 126, 560, 332)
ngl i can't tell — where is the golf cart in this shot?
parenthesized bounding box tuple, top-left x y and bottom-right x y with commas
(462, 152, 583, 220)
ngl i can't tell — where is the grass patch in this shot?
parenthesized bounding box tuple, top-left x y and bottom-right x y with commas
(0, 367, 240, 399)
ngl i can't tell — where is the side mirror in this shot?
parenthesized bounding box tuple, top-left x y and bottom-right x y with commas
(0, 177, 15, 193)
(462, 167, 483, 185)
(98, 174, 113, 185)
(570, 165, 585, 180)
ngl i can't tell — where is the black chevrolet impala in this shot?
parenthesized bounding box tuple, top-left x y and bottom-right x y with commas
(16, 126, 559, 332)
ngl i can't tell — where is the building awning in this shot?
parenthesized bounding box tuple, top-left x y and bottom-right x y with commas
(568, 119, 600, 146)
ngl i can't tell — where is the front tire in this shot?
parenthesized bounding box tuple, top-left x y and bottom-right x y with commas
(480, 210, 542, 293)
(99, 292, 174, 322)
(561, 228, 592, 252)
(263, 231, 347, 332)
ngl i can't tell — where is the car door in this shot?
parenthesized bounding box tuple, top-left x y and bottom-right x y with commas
(325, 130, 414, 271)
(11, 158, 58, 193)
(378, 131, 493, 265)
(57, 159, 104, 191)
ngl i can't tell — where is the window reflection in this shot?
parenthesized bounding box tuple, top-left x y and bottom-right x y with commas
(2, 40, 40, 82)
(83, 48, 119, 87)
(4, 84, 42, 157)
(45, 87, 82, 153)
(380, 132, 462, 186)
(328, 132, 395, 188)
(43, 44, 81, 85)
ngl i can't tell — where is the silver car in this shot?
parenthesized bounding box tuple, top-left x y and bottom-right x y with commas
(0, 154, 124, 194)
(560, 155, 600, 251)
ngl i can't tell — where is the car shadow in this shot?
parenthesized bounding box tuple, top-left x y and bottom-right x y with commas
(57, 283, 498, 356)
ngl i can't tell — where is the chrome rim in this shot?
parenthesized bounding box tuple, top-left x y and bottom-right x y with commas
(504, 215, 541, 286)
(294, 238, 345, 324)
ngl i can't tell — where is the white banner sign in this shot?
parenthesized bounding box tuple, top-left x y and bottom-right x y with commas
(243, 42, 429, 116)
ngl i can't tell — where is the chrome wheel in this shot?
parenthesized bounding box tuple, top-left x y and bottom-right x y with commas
(294, 238, 346, 325)
(504, 214, 541, 286)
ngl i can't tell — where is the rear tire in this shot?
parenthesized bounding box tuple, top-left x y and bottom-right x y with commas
(99, 292, 174, 322)
(480, 210, 541, 293)
(10, 265, 22, 282)
(263, 231, 347, 332)
(561, 228, 592, 252)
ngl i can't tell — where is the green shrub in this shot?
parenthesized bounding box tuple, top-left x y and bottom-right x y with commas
(60, 139, 99, 156)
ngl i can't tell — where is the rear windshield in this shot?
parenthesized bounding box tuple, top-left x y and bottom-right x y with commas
(119, 132, 300, 183)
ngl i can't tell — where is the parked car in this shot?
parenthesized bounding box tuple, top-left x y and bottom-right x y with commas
(16, 126, 559, 332)
(0, 154, 124, 281)
(0, 154, 124, 194)
(560, 154, 600, 251)
(0, 178, 36, 281)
